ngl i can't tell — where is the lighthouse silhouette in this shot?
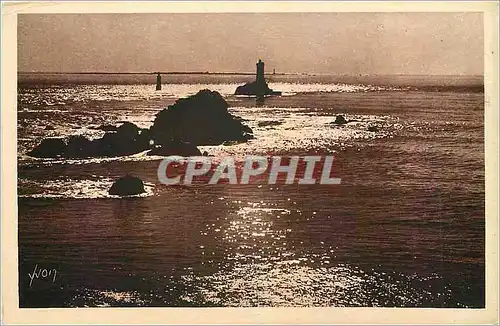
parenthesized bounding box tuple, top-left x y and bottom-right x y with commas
(234, 59, 281, 96)
(256, 59, 265, 85)
(156, 72, 162, 91)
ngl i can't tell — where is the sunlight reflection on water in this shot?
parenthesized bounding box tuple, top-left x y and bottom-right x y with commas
(18, 81, 484, 308)
(66, 197, 460, 307)
(69, 263, 456, 307)
(19, 82, 410, 107)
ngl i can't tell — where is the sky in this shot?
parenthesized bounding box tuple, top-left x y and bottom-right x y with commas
(18, 13, 484, 75)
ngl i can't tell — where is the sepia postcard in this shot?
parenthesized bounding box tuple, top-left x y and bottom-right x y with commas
(1, 1, 499, 325)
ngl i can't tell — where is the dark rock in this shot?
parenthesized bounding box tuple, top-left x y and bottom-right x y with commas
(147, 140, 201, 157)
(27, 138, 66, 158)
(29, 122, 153, 159)
(94, 132, 141, 157)
(150, 90, 254, 146)
(45, 125, 55, 131)
(93, 123, 151, 157)
(66, 135, 94, 158)
(235, 81, 281, 96)
(367, 125, 379, 132)
(109, 175, 145, 196)
(136, 128, 153, 150)
(117, 122, 140, 141)
(333, 115, 348, 125)
(94, 132, 121, 157)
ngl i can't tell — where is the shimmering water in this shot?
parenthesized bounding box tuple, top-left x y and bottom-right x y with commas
(18, 73, 484, 307)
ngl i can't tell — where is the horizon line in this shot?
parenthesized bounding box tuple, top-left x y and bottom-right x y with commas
(18, 71, 288, 76)
(17, 71, 484, 77)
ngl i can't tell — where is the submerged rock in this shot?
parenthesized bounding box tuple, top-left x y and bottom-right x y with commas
(333, 115, 348, 125)
(147, 140, 202, 157)
(150, 90, 254, 146)
(28, 137, 66, 158)
(109, 175, 145, 196)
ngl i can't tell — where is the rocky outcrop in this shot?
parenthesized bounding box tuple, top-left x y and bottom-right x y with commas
(27, 138, 66, 158)
(109, 175, 145, 196)
(95, 123, 151, 157)
(150, 90, 254, 146)
(28, 122, 152, 159)
(28, 90, 253, 159)
(331, 115, 361, 126)
(333, 115, 348, 125)
(235, 81, 281, 96)
(65, 135, 94, 158)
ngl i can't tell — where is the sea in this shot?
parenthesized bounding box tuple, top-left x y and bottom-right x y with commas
(17, 73, 485, 308)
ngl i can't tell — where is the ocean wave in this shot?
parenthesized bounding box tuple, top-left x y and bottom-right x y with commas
(19, 108, 69, 113)
(18, 150, 161, 167)
(18, 177, 155, 199)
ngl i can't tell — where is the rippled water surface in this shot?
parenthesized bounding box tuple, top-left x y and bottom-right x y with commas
(18, 74, 484, 307)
